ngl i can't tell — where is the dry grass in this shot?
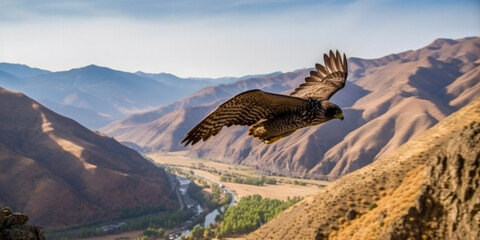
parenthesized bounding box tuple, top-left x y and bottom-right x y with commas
(332, 165, 426, 240)
(149, 152, 253, 174)
(222, 182, 321, 201)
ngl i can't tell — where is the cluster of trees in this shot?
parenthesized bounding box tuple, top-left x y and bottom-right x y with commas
(120, 204, 167, 218)
(183, 225, 213, 239)
(142, 227, 165, 237)
(187, 181, 231, 210)
(210, 184, 232, 208)
(125, 209, 194, 230)
(293, 180, 307, 186)
(215, 195, 302, 238)
(189, 162, 223, 176)
(166, 166, 211, 189)
(220, 174, 277, 186)
(46, 209, 194, 239)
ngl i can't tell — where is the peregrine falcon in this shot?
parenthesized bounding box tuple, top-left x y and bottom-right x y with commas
(182, 50, 348, 146)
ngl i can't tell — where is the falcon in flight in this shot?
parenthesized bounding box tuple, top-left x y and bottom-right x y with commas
(182, 50, 348, 146)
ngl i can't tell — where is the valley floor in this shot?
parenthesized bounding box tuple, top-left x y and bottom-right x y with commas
(148, 151, 330, 201)
(77, 151, 330, 240)
(75, 230, 144, 240)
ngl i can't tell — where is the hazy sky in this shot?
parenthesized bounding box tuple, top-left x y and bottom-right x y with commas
(1, 0, 479, 77)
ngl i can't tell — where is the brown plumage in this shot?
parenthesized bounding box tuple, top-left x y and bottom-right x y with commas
(182, 50, 348, 146)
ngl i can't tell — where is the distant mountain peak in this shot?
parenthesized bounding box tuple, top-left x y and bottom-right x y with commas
(427, 38, 459, 50)
(76, 64, 114, 72)
(0, 62, 51, 78)
(135, 71, 178, 77)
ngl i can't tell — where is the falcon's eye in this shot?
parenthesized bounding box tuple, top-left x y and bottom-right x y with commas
(326, 107, 337, 116)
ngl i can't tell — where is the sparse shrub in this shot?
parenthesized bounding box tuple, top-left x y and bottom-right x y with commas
(369, 203, 378, 210)
(361, 199, 370, 205)
(294, 180, 307, 186)
(143, 227, 165, 237)
(329, 224, 338, 231)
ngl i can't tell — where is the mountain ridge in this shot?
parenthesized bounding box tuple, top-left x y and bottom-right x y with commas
(0, 63, 275, 129)
(103, 36, 480, 178)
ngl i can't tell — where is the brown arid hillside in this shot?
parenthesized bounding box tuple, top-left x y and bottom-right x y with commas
(0, 88, 178, 229)
(103, 36, 480, 178)
(246, 97, 480, 240)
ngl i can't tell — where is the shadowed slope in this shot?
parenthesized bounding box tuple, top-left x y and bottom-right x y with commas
(0, 88, 178, 228)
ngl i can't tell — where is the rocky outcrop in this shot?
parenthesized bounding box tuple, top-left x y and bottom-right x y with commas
(382, 121, 480, 240)
(0, 207, 45, 240)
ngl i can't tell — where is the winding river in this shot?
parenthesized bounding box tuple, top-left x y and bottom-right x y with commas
(171, 175, 236, 240)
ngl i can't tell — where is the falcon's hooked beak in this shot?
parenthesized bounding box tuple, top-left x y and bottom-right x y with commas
(335, 112, 344, 121)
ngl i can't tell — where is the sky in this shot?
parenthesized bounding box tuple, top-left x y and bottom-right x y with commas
(0, 0, 479, 78)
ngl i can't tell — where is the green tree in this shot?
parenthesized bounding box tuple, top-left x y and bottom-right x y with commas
(190, 225, 205, 238)
(215, 195, 302, 237)
(203, 226, 212, 238)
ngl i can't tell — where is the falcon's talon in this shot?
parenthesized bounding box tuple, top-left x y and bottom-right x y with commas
(264, 136, 282, 144)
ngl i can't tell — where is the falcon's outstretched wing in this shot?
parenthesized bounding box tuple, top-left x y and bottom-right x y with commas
(290, 50, 348, 100)
(181, 89, 307, 146)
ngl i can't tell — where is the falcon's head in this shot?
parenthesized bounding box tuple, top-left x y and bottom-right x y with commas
(325, 103, 344, 121)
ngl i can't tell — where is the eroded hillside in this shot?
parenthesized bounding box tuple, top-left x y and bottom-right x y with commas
(246, 98, 480, 240)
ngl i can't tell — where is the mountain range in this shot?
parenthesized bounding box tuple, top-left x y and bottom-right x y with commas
(246, 95, 480, 240)
(0, 87, 178, 228)
(0, 63, 276, 129)
(102, 36, 480, 178)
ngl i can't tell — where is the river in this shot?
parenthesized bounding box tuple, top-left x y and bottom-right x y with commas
(204, 185, 236, 227)
(169, 174, 236, 240)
